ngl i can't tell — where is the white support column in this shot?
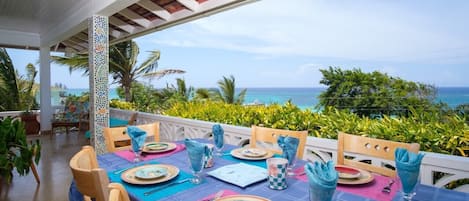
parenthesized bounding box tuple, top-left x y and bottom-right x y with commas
(89, 15, 109, 154)
(39, 47, 52, 133)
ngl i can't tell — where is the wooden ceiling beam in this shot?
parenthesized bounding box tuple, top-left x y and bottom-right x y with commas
(177, 0, 200, 12)
(109, 27, 124, 39)
(109, 16, 135, 34)
(137, 0, 171, 21)
(61, 41, 85, 53)
(74, 32, 88, 41)
(119, 8, 152, 28)
(66, 38, 88, 49)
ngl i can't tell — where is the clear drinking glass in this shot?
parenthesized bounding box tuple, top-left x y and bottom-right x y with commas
(188, 154, 205, 184)
(396, 171, 420, 200)
(283, 149, 297, 176)
(213, 134, 224, 157)
(286, 156, 297, 176)
(131, 139, 143, 163)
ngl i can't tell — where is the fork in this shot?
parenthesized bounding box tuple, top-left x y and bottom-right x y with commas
(382, 179, 395, 193)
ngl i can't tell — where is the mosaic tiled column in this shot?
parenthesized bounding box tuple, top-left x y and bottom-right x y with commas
(89, 15, 109, 155)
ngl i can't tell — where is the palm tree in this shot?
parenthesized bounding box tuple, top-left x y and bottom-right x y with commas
(194, 88, 214, 101)
(51, 40, 185, 102)
(214, 75, 246, 104)
(0, 48, 38, 111)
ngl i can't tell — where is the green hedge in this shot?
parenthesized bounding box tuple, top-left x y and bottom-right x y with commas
(163, 101, 469, 156)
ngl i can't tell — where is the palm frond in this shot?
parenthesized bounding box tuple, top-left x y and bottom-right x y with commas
(135, 50, 161, 75)
(143, 69, 185, 79)
(50, 55, 89, 75)
(0, 48, 20, 110)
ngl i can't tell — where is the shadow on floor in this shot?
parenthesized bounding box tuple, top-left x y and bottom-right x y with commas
(0, 131, 89, 201)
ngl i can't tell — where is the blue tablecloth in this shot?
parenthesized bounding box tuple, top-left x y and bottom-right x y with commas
(96, 139, 469, 201)
(85, 118, 129, 138)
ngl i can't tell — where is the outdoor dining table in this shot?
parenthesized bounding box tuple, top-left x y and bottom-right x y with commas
(97, 139, 469, 201)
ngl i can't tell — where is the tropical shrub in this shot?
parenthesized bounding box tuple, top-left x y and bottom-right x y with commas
(317, 67, 438, 118)
(110, 99, 135, 110)
(164, 101, 469, 156)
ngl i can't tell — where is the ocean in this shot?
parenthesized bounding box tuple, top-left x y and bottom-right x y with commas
(54, 87, 469, 109)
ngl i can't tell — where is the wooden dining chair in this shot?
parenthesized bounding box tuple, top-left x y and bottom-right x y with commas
(337, 132, 420, 177)
(108, 183, 131, 201)
(250, 125, 308, 159)
(103, 122, 160, 152)
(69, 146, 109, 201)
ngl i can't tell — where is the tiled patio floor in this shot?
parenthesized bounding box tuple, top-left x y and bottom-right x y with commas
(0, 130, 89, 201)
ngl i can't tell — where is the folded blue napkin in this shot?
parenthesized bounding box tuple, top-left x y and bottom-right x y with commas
(127, 126, 147, 152)
(305, 161, 338, 201)
(395, 148, 425, 193)
(212, 124, 224, 148)
(278, 136, 299, 165)
(184, 139, 208, 172)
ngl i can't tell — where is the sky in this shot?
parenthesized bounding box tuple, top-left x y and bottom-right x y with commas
(6, 0, 469, 89)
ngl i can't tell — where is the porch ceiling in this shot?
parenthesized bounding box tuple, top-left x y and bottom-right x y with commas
(0, 0, 255, 53)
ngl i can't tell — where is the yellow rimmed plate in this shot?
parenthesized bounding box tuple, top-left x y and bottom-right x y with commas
(336, 165, 374, 185)
(134, 166, 168, 180)
(142, 142, 177, 154)
(240, 148, 267, 157)
(230, 148, 273, 160)
(121, 164, 179, 185)
(335, 165, 361, 179)
(216, 194, 271, 201)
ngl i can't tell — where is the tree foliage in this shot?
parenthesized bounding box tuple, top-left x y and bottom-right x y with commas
(0, 48, 38, 112)
(214, 75, 246, 105)
(317, 67, 438, 117)
(51, 40, 185, 102)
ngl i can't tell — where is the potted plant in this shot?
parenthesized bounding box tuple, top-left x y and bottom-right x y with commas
(0, 117, 41, 184)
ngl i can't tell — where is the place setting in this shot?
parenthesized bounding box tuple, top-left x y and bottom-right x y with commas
(120, 163, 180, 185)
(335, 165, 374, 185)
(229, 147, 274, 160)
(114, 140, 185, 162)
(142, 142, 178, 154)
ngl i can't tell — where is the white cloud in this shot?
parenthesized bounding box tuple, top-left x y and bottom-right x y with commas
(150, 0, 469, 64)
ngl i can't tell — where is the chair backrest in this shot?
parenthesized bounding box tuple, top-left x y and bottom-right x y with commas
(69, 146, 109, 201)
(250, 125, 308, 158)
(337, 132, 420, 177)
(103, 122, 160, 152)
(108, 183, 131, 201)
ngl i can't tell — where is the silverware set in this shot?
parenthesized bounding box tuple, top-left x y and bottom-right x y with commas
(382, 179, 395, 193)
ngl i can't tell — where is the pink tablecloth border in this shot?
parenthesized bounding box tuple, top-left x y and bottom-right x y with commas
(294, 166, 399, 201)
(114, 143, 186, 162)
(198, 190, 238, 201)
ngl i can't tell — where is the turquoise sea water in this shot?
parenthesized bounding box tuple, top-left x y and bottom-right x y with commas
(55, 87, 469, 109)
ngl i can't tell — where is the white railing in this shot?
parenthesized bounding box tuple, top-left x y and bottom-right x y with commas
(110, 108, 469, 192)
(2, 109, 468, 192)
